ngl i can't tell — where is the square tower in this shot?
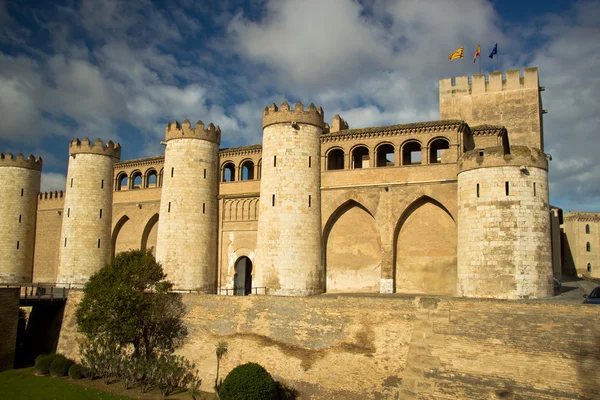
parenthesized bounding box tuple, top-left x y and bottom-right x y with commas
(439, 67, 544, 150)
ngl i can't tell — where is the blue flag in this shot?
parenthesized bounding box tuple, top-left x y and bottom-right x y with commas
(489, 43, 498, 59)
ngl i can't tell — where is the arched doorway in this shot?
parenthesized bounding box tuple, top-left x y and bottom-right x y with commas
(234, 256, 253, 296)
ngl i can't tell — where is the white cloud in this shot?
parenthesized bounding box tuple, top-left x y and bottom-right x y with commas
(41, 172, 67, 192)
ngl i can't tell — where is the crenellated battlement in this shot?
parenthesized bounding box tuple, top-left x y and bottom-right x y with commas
(262, 101, 325, 129)
(440, 67, 540, 96)
(69, 138, 121, 159)
(38, 190, 65, 201)
(330, 114, 349, 133)
(0, 152, 43, 170)
(459, 145, 548, 173)
(165, 120, 221, 144)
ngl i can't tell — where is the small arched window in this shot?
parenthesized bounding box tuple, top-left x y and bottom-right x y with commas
(352, 146, 370, 169)
(146, 169, 157, 188)
(588, 263, 592, 272)
(222, 162, 235, 182)
(586, 224, 590, 234)
(429, 138, 450, 164)
(375, 144, 395, 167)
(116, 173, 128, 191)
(327, 148, 345, 170)
(257, 159, 262, 180)
(240, 160, 254, 181)
(402, 141, 422, 165)
(586, 242, 591, 252)
(131, 171, 143, 189)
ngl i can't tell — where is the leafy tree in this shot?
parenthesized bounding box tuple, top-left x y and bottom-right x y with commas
(76, 250, 187, 359)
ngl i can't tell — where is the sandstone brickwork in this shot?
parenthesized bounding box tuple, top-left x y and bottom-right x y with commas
(155, 120, 220, 291)
(254, 102, 324, 296)
(33, 192, 64, 282)
(56, 139, 120, 285)
(0, 153, 42, 282)
(562, 212, 600, 278)
(457, 146, 553, 298)
(0, 288, 19, 371)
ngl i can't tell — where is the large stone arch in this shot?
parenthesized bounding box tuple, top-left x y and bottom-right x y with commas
(111, 214, 131, 259)
(140, 213, 159, 256)
(393, 196, 457, 295)
(324, 200, 381, 293)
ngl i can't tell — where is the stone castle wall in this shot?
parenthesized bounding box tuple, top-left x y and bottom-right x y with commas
(33, 192, 64, 282)
(440, 67, 544, 149)
(562, 212, 600, 278)
(0, 161, 41, 282)
(57, 292, 600, 399)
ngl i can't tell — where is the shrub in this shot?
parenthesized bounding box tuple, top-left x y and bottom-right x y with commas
(34, 353, 57, 375)
(219, 363, 278, 400)
(155, 354, 198, 397)
(68, 363, 85, 379)
(50, 354, 75, 377)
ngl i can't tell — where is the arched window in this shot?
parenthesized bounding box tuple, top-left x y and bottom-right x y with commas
(402, 141, 422, 165)
(586, 242, 591, 252)
(240, 160, 254, 181)
(257, 159, 262, 180)
(222, 162, 235, 182)
(429, 138, 450, 164)
(586, 224, 590, 234)
(158, 168, 164, 187)
(327, 148, 345, 170)
(375, 144, 395, 167)
(146, 169, 158, 188)
(116, 172, 128, 191)
(131, 171, 143, 189)
(351, 146, 370, 169)
(588, 263, 592, 272)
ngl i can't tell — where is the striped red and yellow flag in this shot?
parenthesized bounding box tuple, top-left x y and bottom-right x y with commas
(449, 46, 464, 61)
(473, 44, 481, 63)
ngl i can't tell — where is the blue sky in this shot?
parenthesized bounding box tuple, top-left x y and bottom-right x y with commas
(1, 0, 599, 212)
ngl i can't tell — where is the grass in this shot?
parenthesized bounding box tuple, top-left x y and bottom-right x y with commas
(0, 369, 133, 400)
(0, 368, 218, 400)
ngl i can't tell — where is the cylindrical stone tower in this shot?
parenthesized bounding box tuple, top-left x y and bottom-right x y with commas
(57, 138, 121, 285)
(0, 153, 42, 282)
(155, 120, 220, 291)
(254, 101, 324, 296)
(457, 145, 553, 299)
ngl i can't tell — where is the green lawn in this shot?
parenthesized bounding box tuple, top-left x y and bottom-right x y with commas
(0, 369, 134, 400)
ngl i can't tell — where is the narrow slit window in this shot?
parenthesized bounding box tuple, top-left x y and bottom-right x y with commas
(505, 181, 510, 196)
(274, 155, 277, 167)
(97, 239, 101, 248)
(586, 242, 591, 252)
(533, 182, 536, 196)
(19, 215, 22, 223)
(476, 183, 480, 198)
(168, 202, 171, 212)
(309, 195, 312, 207)
(272, 194, 275, 206)
(101, 179, 104, 189)
(64, 238, 67, 247)
(67, 208, 70, 217)
(204, 169, 207, 179)
(171, 167, 174, 177)
(309, 156, 312, 168)
(20, 188, 23, 196)
(16, 241, 20, 249)
(99, 209, 103, 219)
(70, 178, 73, 188)
(586, 224, 590, 234)
(203, 203, 206, 214)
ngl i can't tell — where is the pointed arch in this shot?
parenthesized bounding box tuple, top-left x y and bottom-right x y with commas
(141, 213, 159, 255)
(323, 199, 381, 293)
(111, 215, 130, 259)
(393, 196, 457, 295)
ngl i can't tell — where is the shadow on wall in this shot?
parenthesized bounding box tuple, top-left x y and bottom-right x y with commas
(14, 303, 65, 368)
(576, 335, 600, 397)
(561, 234, 577, 276)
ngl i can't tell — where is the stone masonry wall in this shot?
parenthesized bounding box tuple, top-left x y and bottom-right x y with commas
(57, 292, 599, 399)
(57, 153, 116, 284)
(33, 195, 64, 282)
(0, 288, 19, 371)
(0, 167, 41, 282)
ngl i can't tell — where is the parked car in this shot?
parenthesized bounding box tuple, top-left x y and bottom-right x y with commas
(553, 278, 562, 290)
(583, 286, 600, 304)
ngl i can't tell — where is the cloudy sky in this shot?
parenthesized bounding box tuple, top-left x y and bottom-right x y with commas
(0, 0, 598, 212)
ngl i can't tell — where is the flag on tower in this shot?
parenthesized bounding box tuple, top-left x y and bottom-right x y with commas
(449, 46, 464, 61)
(473, 44, 481, 63)
(489, 43, 498, 59)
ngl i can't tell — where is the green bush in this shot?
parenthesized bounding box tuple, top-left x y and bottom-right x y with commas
(34, 353, 57, 375)
(68, 363, 85, 379)
(219, 363, 278, 400)
(49, 354, 75, 377)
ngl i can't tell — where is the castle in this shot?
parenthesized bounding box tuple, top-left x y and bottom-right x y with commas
(1, 67, 592, 299)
